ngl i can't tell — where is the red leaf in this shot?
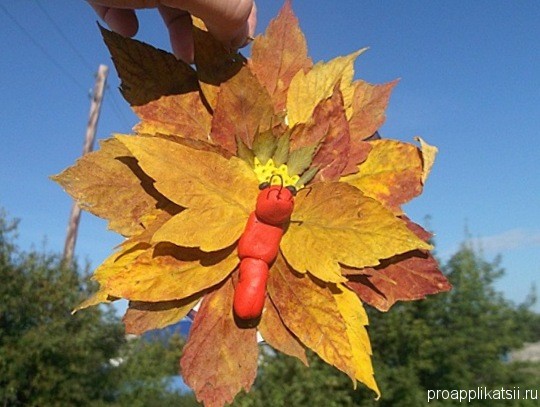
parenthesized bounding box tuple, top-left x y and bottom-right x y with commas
(180, 278, 258, 407)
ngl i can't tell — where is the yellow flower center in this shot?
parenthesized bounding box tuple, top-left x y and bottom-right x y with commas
(253, 158, 300, 187)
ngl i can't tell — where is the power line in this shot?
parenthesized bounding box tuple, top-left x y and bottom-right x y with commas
(34, 1, 95, 72)
(0, 3, 89, 93)
(30, 2, 134, 129)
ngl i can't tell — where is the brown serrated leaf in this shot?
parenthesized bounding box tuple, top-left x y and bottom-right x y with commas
(52, 137, 165, 236)
(281, 182, 432, 283)
(100, 25, 198, 106)
(267, 254, 356, 381)
(103, 243, 239, 302)
(341, 139, 423, 213)
(346, 251, 451, 312)
(133, 92, 212, 141)
(193, 26, 245, 109)
(259, 296, 308, 366)
(340, 140, 373, 177)
(210, 66, 275, 153)
(344, 219, 450, 311)
(250, 0, 312, 111)
(181, 278, 258, 407)
(309, 87, 352, 182)
(349, 80, 398, 142)
(123, 298, 199, 335)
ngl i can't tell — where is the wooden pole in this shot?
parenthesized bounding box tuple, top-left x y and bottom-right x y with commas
(63, 64, 109, 264)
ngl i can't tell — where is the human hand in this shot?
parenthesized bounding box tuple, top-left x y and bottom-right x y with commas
(88, 0, 256, 62)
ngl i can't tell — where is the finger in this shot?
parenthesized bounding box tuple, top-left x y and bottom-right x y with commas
(158, 5, 194, 63)
(161, 0, 255, 49)
(90, 4, 139, 37)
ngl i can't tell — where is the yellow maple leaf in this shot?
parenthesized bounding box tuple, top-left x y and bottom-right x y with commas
(281, 182, 432, 283)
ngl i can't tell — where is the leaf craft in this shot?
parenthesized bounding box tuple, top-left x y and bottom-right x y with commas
(53, 2, 450, 406)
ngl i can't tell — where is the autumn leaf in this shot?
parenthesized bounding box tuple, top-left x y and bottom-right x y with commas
(267, 254, 356, 381)
(123, 298, 199, 335)
(259, 296, 308, 365)
(344, 219, 451, 311)
(281, 182, 432, 283)
(287, 49, 366, 126)
(334, 284, 380, 396)
(193, 26, 244, 109)
(100, 25, 198, 106)
(181, 278, 258, 407)
(210, 66, 275, 153)
(133, 93, 212, 141)
(250, 0, 312, 111)
(116, 135, 259, 250)
(52, 138, 166, 236)
(102, 244, 239, 302)
(415, 136, 438, 184)
(348, 80, 398, 142)
(341, 139, 424, 213)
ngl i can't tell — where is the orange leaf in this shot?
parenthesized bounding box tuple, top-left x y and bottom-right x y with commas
(52, 137, 166, 236)
(210, 66, 275, 153)
(123, 298, 199, 335)
(181, 278, 258, 407)
(349, 80, 398, 142)
(309, 87, 352, 182)
(341, 139, 423, 213)
(346, 251, 451, 311)
(133, 92, 212, 141)
(259, 296, 308, 366)
(267, 254, 356, 381)
(250, 0, 312, 111)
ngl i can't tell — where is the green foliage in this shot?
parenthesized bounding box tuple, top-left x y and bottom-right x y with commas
(0, 210, 192, 406)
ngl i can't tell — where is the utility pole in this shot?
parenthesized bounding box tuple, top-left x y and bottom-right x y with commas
(63, 64, 109, 264)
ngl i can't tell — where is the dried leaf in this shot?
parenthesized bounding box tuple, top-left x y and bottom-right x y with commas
(116, 135, 259, 219)
(334, 285, 380, 396)
(267, 254, 356, 380)
(193, 26, 244, 109)
(123, 298, 199, 335)
(415, 136, 438, 184)
(100, 25, 198, 106)
(250, 0, 312, 111)
(287, 49, 366, 126)
(133, 92, 212, 141)
(272, 134, 290, 167)
(309, 88, 352, 182)
(287, 145, 318, 177)
(52, 138, 163, 236)
(210, 66, 275, 153)
(341, 139, 423, 213)
(252, 129, 278, 164)
(181, 278, 258, 407)
(281, 182, 431, 283)
(348, 80, 398, 142)
(346, 251, 451, 311)
(259, 296, 308, 366)
(103, 244, 239, 302)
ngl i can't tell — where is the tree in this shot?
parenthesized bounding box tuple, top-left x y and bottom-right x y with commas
(0, 209, 194, 406)
(0, 210, 124, 406)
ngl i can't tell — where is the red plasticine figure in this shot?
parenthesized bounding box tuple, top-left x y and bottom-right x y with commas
(234, 184, 295, 319)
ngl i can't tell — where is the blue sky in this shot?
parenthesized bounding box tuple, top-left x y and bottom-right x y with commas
(1, 1, 539, 311)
